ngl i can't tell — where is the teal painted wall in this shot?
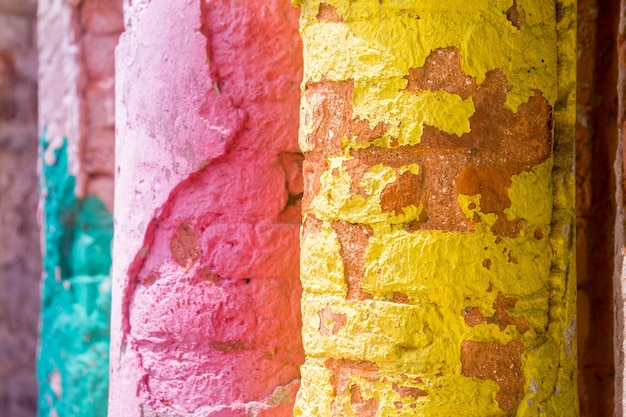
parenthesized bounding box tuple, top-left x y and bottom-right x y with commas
(37, 132, 113, 417)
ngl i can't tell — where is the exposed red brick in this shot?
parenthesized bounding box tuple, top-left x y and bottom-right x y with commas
(317, 3, 342, 22)
(84, 128, 114, 176)
(82, 33, 118, 81)
(462, 292, 529, 334)
(303, 48, 552, 238)
(461, 339, 523, 412)
(85, 80, 115, 128)
(325, 358, 379, 396)
(380, 170, 422, 215)
(505, 0, 523, 30)
(318, 303, 347, 335)
(392, 382, 428, 399)
(349, 384, 378, 416)
(170, 223, 201, 268)
(331, 221, 374, 301)
(80, 0, 124, 34)
(391, 292, 410, 304)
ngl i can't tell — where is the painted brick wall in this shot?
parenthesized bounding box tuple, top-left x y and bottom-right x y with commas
(37, 0, 121, 416)
(295, 1, 577, 415)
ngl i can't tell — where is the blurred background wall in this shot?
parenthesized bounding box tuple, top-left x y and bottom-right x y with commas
(36, 0, 120, 416)
(0, 0, 40, 416)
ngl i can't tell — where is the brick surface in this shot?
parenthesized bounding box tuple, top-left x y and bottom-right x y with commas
(80, 0, 123, 34)
(83, 33, 118, 81)
(84, 127, 114, 176)
(0, 0, 36, 15)
(0, 15, 32, 49)
(85, 80, 115, 128)
(86, 174, 114, 211)
(0, 1, 38, 415)
(296, 1, 577, 415)
(36, 0, 121, 415)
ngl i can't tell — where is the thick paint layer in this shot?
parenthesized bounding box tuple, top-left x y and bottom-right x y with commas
(37, 133, 113, 417)
(109, 1, 303, 416)
(296, 1, 577, 415)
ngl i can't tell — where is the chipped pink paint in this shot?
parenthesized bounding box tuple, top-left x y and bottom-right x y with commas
(109, 1, 303, 416)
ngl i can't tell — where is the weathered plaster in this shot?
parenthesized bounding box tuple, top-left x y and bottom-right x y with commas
(295, 1, 577, 415)
(109, 1, 303, 415)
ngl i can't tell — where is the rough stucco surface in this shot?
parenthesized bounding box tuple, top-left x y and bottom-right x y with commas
(295, 1, 577, 415)
(109, 1, 303, 416)
(37, 0, 119, 415)
(0, 1, 39, 416)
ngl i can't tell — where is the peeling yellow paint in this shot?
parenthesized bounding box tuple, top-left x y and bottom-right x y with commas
(301, 221, 347, 297)
(311, 162, 423, 224)
(298, 0, 558, 112)
(352, 84, 476, 145)
(296, 0, 577, 415)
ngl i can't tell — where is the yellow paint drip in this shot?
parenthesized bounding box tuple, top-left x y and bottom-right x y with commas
(295, 1, 577, 415)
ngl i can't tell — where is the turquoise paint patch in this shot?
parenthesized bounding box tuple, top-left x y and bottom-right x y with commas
(37, 131, 113, 417)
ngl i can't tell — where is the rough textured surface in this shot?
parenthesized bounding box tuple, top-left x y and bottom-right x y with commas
(295, 1, 577, 415)
(37, 0, 120, 415)
(0, 1, 39, 415)
(109, 1, 303, 415)
(576, 1, 618, 416)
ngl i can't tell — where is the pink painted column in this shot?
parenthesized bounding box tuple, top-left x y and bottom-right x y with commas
(109, 1, 303, 416)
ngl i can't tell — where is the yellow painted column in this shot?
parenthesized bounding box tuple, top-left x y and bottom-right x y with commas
(294, 1, 577, 416)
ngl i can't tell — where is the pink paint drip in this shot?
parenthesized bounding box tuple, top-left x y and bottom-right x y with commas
(109, 1, 303, 415)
